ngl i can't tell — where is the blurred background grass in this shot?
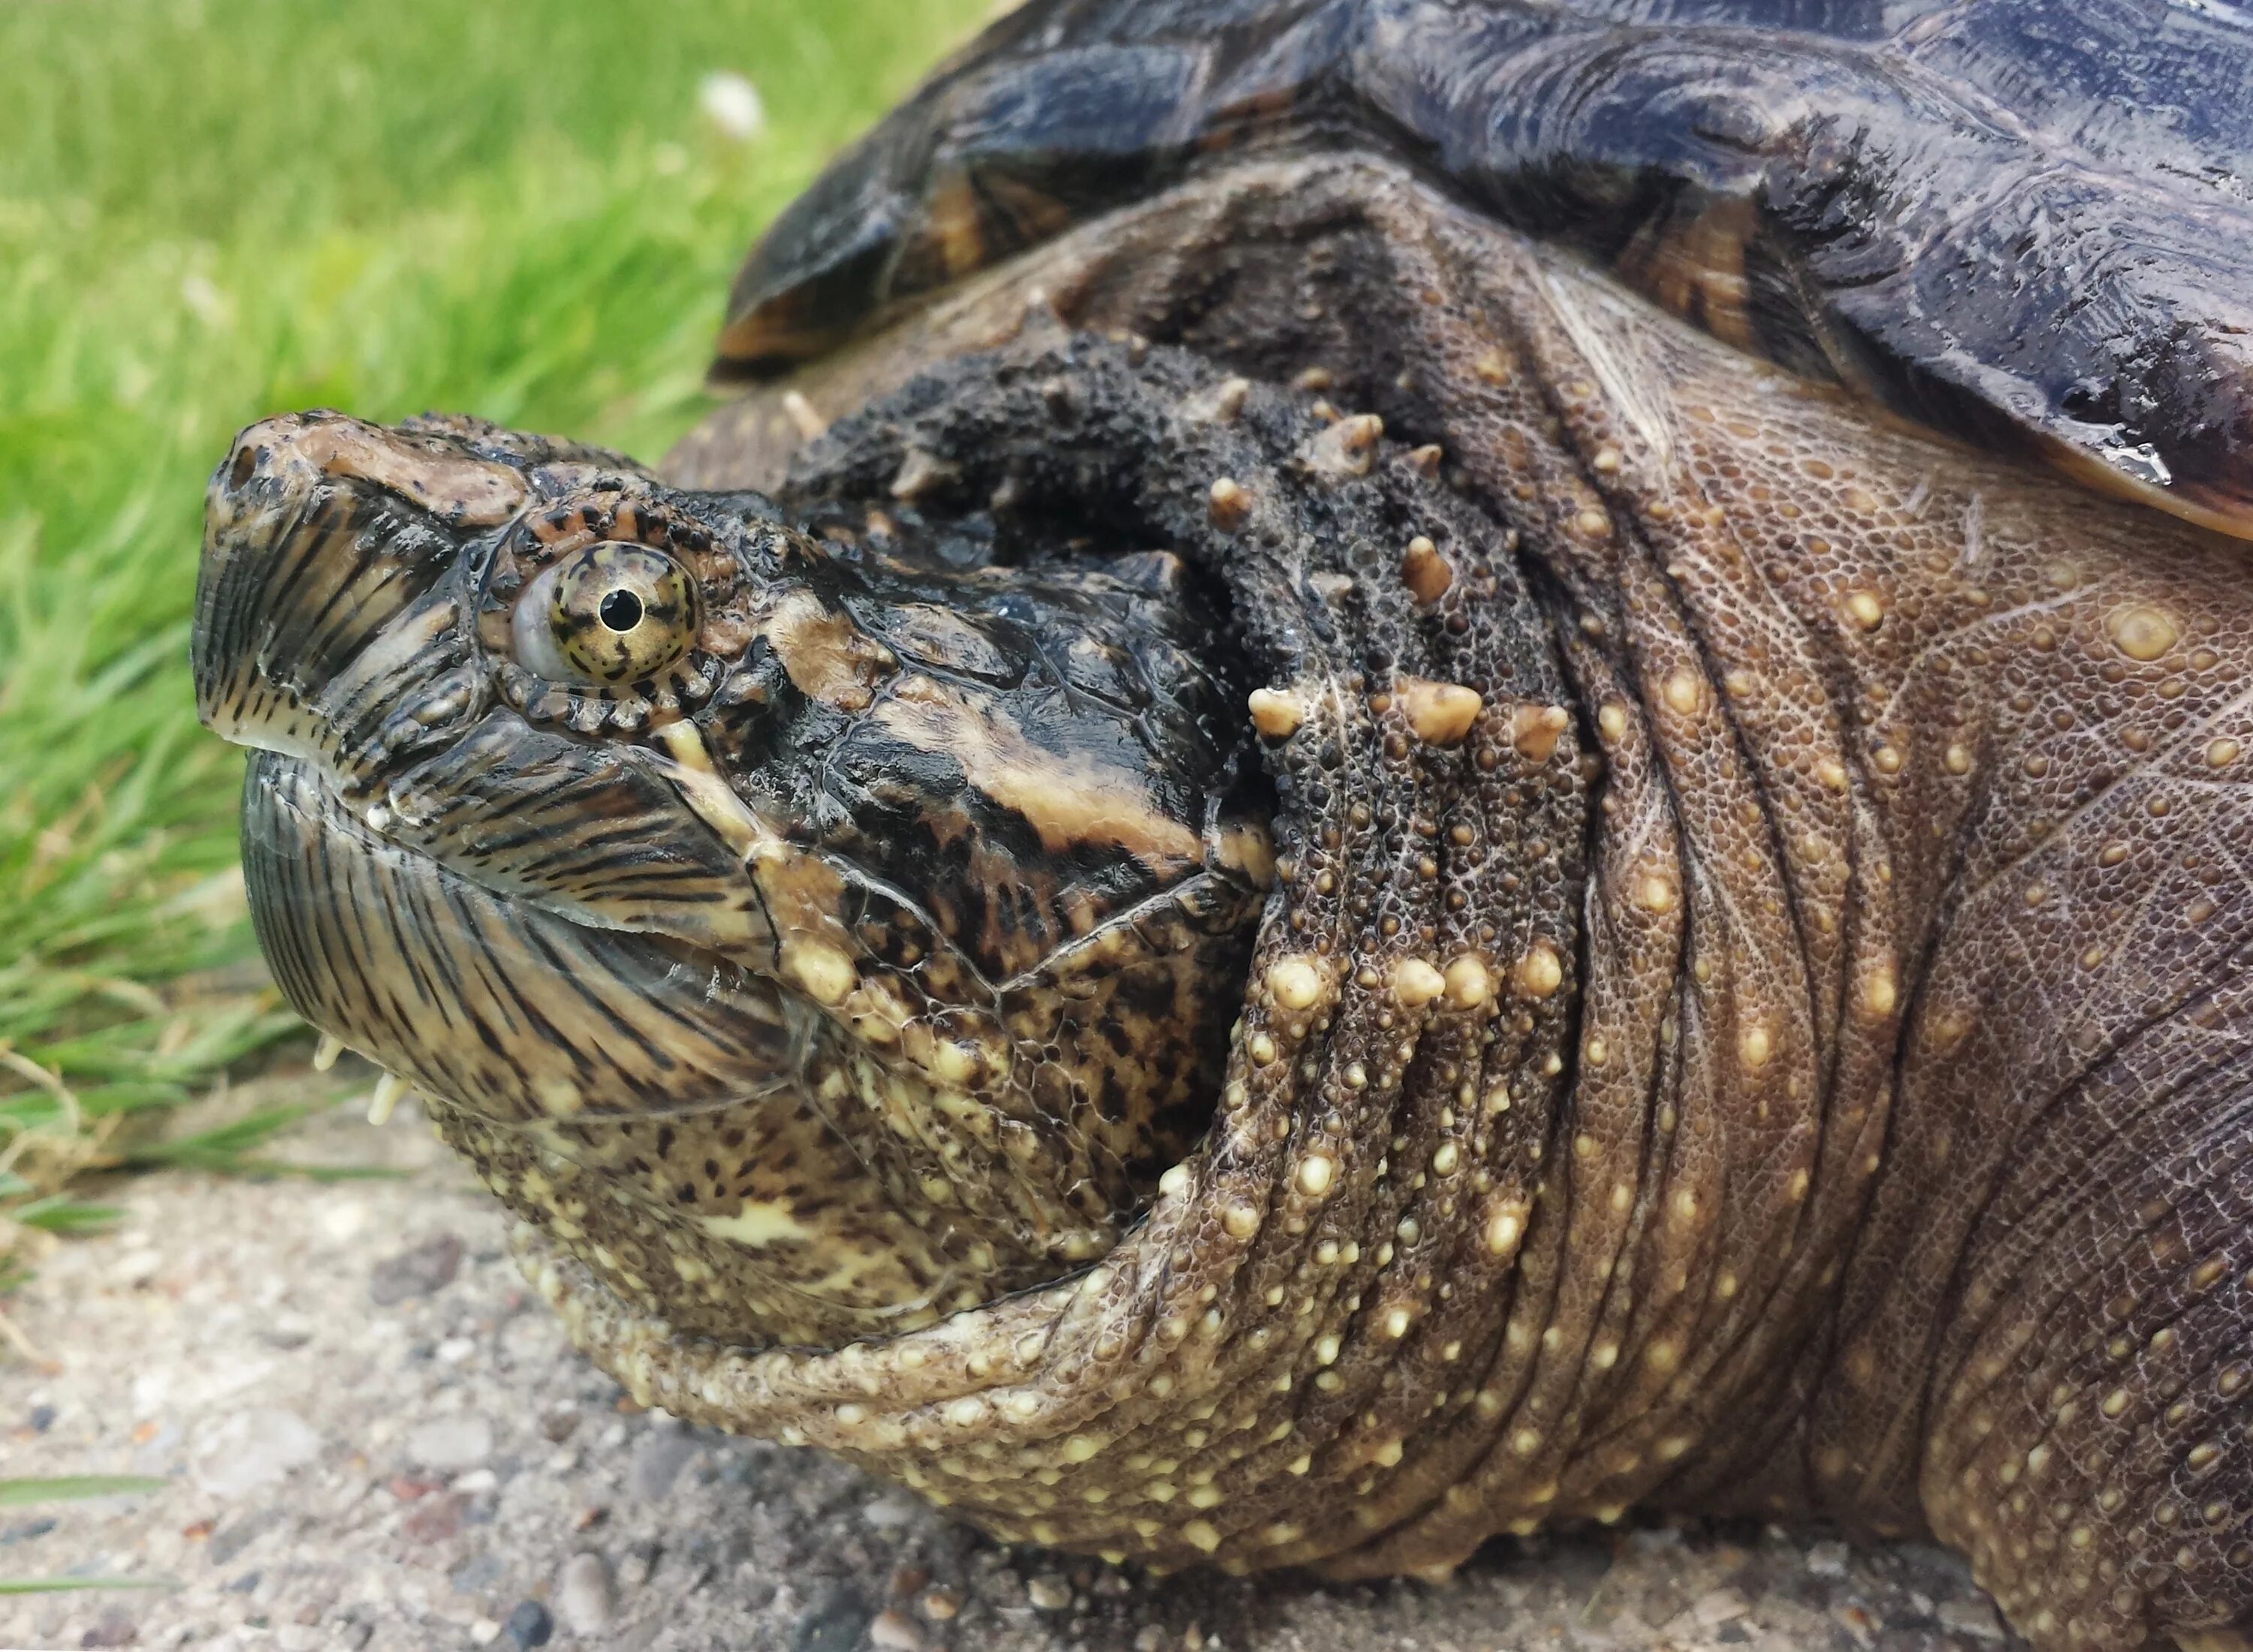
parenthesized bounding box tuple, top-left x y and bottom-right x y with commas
(0, 0, 989, 1286)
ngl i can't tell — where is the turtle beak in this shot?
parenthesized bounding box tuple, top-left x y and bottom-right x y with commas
(192, 412, 514, 789)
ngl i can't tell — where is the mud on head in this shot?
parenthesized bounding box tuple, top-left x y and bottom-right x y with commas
(192, 396, 1272, 1349)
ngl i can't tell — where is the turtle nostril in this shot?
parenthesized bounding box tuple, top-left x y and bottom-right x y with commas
(2060, 378, 2119, 426)
(599, 589, 644, 632)
(228, 443, 261, 492)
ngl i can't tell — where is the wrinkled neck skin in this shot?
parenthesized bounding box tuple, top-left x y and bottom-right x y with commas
(632, 154, 2253, 1637)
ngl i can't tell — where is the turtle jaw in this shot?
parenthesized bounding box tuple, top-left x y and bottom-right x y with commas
(232, 749, 795, 1129)
(229, 749, 994, 1351)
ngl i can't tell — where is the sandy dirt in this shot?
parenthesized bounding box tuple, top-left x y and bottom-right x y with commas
(1, 1084, 2025, 1652)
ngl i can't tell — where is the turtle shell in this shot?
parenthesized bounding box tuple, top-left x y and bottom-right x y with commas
(716, 0, 2253, 538)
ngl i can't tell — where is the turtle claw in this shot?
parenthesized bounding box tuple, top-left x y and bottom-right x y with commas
(367, 1071, 409, 1127)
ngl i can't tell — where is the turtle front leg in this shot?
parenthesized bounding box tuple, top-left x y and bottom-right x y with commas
(1377, 191, 2253, 1649)
(1922, 1066, 2253, 1649)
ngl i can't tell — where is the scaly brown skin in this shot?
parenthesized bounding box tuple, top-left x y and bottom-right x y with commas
(679, 157, 2253, 1647)
(195, 157, 2253, 1652)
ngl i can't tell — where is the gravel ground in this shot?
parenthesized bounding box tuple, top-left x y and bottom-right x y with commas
(2, 1085, 2025, 1652)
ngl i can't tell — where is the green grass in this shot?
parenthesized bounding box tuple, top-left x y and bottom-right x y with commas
(0, 0, 991, 1271)
(0, 1478, 170, 1596)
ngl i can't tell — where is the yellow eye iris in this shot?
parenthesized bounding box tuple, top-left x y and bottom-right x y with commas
(513, 541, 698, 685)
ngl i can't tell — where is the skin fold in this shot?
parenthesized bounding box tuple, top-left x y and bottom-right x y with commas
(195, 158, 2253, 1652)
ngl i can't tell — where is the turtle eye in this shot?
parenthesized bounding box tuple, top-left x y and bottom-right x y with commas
(511, 541, 698, 685)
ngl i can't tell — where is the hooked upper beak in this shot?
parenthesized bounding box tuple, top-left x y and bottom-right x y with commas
(192, 411, 519, 781)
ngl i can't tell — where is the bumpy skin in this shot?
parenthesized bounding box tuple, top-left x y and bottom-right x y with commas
(713, 0, 2253, 536)
(188, 9, 2253, 1652)
(684, 152, 2253, 1647)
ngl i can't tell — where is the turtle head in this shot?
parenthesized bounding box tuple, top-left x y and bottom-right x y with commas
(195, 332, 1588, 1575)
(194, 408, 1268, 1348)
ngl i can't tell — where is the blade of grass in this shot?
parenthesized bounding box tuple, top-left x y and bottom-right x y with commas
(0, 1480, 173, 1596)
(0, 1476, 167, 1508)
(0, 1577, 173, 1596)
(118, 1104, 309, 1171)
(11, 1196, 125, 1234)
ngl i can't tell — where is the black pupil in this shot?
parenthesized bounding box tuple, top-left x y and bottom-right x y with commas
(599, 588, 644, 632)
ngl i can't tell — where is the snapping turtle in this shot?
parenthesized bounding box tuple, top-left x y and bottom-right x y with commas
(192, 2, 2253, 1646)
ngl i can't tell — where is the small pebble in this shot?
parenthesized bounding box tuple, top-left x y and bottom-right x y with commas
(79, 1607, 140, 1649)
(1938, 1597, 2007, 1641)
(620, 1540, 659, 1587)
(207, 1505, 282, 1559)
(502, 1598, 553, 1647)
(450, 1554, 503, 1593)
(792, 1585, 873, 1652)
(628, 1423, 701, 1500)
(1027, 1573, 1073, 1611)
(1833, 1602, 1878, 1638)
(918, 1586, 961, 1622)
(194, 1408, 321, 1497)
(400, 1490, 467, 1542)
(861, 1492, 920, 1530)
(367, 1232, 463, 1305)
(405, 1414, 493, 1473)
(1806, 1539, 1851, 1578)
(469, 1620, 502, 1647)
(556, 1552, 615, 1635)
(868, 1608, 926, 1651)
